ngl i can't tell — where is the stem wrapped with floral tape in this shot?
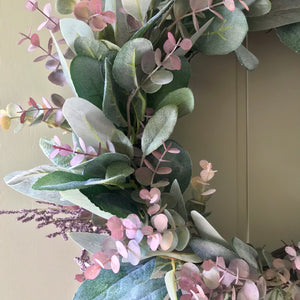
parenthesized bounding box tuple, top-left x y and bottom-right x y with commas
(1, 0, 300, 299)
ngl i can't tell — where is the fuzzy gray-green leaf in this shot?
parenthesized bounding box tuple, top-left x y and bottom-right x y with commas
(235, 45, 259, 71)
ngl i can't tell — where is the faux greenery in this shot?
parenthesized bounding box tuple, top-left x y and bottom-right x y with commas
(1, 0, 300, 299)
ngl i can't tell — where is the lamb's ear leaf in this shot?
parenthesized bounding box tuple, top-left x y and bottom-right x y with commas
(73, 259, 167, 300)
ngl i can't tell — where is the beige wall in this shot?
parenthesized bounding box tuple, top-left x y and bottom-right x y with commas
(1, 1, 300, 299)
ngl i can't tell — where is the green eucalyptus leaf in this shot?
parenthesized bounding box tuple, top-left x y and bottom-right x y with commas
(4, 166, 72, 205)
(68, 232, 108, 254)
(111, 129, 134, 159)
(56, 0, 76, 14)
(147, 140, 192, 193)
(132, 91, 147, 125)
(155, 88, 194, 118)
(40, 137, 73, 168)
(232, 237, 259, 270)
(248, 0, 300, 31)
(141, 79, 162, 94)
(74, 37, 109, 59)
(144, 251, 202, 263)
(148, 57, 191, 108)
(50, 31, 77, 95)
(112, 38, 153, 91)
(60, 189, 114, 219)
(246, 0, 271, 17)
(195, 6, 248, 55)
(142, 105, 178, 158)
(170, 180, 187, 220)
(84, 153, 130, 178)
(150, 70, 173, 85)
(175, 226, 190, 251)
(165, 270, 178, 300)
(189, 238, 237, 264)
(70, 56, 105, 108)
(103, 58, 127, 127)
(190, 210, 229, 248)
(80, 186, 139, 218)
(60, 19, 94, 53)
(276, 22, 300, 53)
(235, 44, 259, 71)
(121, 0, 151, 23)
(73, 259, 167, 300)
(62, 97, 116, 151)
(131, 0, 174, 39)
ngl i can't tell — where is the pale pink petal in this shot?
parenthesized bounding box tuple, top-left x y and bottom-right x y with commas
(87, 145, 97, 156)
(163, 39, 175, 54)
(147, 204, 160, 215)
(126, 214, 141, 228)
(43, 3, 52, 16)
(237, 280, 259, 300)
(107, 216, 124, 240)
(139, 189, 151, 200)
(90, 15, 107, 31)
(93, 251, 110, 269)
(84, 264, 101, 279)
(49, 148, 59, 159)
(127, 240, 141, 265)
(160, 230, 173, 251)
(70, 154, 85, 166)
(74, 1, 90, 20)
(88, 0, 102, 14)
(134, 230, 144, 243)
(141, 225, 153, 236)
(295, 256, 300, 270)
(78, 137, 87, 152)
(111, 255, 120, 273)
(202, 267, 220, 289)
(53, 135, 61, 145)
(153, 213, 168, 232)
(101, 11, 116, 24)
(285, 246, 297, 257)
(116, 241, 128, 258)
(167, 32, 176, 46)
(149, 187, 161, 203)
(147, 233, 162, 251)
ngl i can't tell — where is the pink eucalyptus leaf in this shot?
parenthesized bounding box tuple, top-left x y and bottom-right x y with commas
(116, 240, 128, 258)
(20, 111, 26, 123)
(27, 44, 37, 52)
(102, 236, 118, 255)
(144, 159, 155, 172)
(28, 97, 38, 108)
(295, 256, 300, 270)
(127, 240, 141, 266)
(110, 254, 120, 273)
(224, 0, 235, 11)
(70, 154, 85, 166)
(107, 216, 124, 240)
(167, 32, 176, 45)
(168, 147, 180, 154)
(58, 144, 72, 156)
(88, 0, 103, 14)
(147, 204, 160, 215)
(200, 169, 215, 182)
(147, 233, 162, 251)
(34, 55, 48, 62)
(48, 70, 66, 86)
(180, 294, 193, 300)
(179, 276, 196, 293)
(25, 0, 38, 11)
(37, 20, 48, 31)
(42, 109, 53, 121)
(153, 213, 168, 232)
(53, 135, 61, 145)
(74, 1, 90, 20)
(200, 160, 209, 169)
(48, 37, 53, 53)
(257, 276, 267, 299)
(135, 167, 153, 186)
(43, 3, 52, 16)
(54, 110, 65, 125)
(18, 37, 28, 45)
(221, 271, 236, 287)
(141, 51, 156, 74)
(86, 145, 97, 156)
(191, 284, 208, 300)
(152, 150, 162, 160)
(139, 189, 151, 200)
(75, 273, 85, 282)
(201, 189, 216, 196)
(180, 262, 201, 279)
(93, 251, 111, 269)
(192, 12, 200, 32)
(202, 267, 220, 289)
(154, 48, 162, 66)
(42, 97, 52, 109)
(101, 11, 117, 24)
(189, 0, 208, 11)
(149, 187, 161, 202)
(163, 54, 181, 70)
(78, 137, 87, 152)
(46, 17, 60, 33)
(239, 0, 249, 10)
(285, 246, 297, 257)
(210, 8, 224, 20)
(237, 280, 259, 300)
(127, 214, 141, 228)
(134, 230, 144, 243)
(141, 225, 153, 236)
(90, 15, 107, 31)
(45, 58, 59, 70)
(84, 264, 101, 279)
(30, 33, 40, 47)
(202, 259, 216, 271)
(163, 39, 175, 54)
(160, 230, 173, 251)
(156, 166, 172, 175)
(180, 38, 193, 51)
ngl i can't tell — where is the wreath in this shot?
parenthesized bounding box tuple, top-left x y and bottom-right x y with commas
(1, 0, 300, 299)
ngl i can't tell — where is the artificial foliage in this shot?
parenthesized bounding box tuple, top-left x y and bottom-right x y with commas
(1, 0, 300, 299)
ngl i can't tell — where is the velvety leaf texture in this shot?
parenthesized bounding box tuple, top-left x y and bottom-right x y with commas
(73, 259, 167, 300)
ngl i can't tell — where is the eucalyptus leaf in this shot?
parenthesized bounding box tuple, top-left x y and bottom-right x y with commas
(276, 22, 300, 53)
(235, 45, 259, 71)
(189, 238, 237, 264)
(74, 37, 109, 59)
(60, 19, 94, 53)
(121, 0, 151, 23)
(147, 140, 192, 193)
(110, 129, 134, 159)
(141, 105, 178, 158)
(190, 210, 229, 248)
(70, 56, 105, 108)
(175, 226, 190, 251)
(144, 251, 202, 263)
(248, 0, 300, 31)
(195, 6, 248, 55)
(103, 58, 127, 127)
(112, 38, 153, 91)
(73, 259, 167, 300)
(40, 137, 73, 168)
(56, 0, 76, 14)
(165, 270, 178, 300)
(155, 88, 194, 118)
(150, 70, 173, 85)
(50, 31, 77, 95)
(68, 232, 108, 254)
(232, 237, 259, 270)
(62, 97, 116, 151)
(246, 0, 271, 17)
(141, 79, 162, 94)
(4, 166, 72, 205)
